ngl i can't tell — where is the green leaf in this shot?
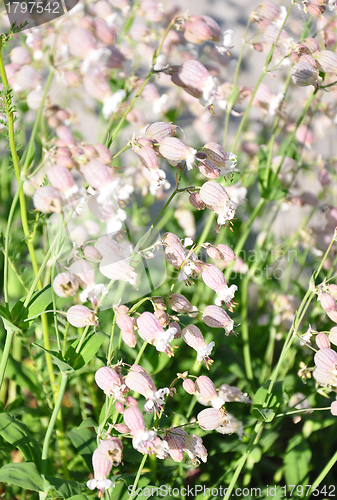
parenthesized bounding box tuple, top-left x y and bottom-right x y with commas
(0, 413, 42, 468)
(253, 386, 268, 406)
(45, 475, 84, 498)
(67, 496, 90, 500)
(78, 418, 98, 430)
(251, 407, 275, 422)
(26, 285, 52, 320)
(68, 427, 96, 471)
(65, 330, 107, 370)
(5, 354, 39, 393)
(284, 434, 312, 485)
(32, 343, 74, 373)
(0, 462, 45, 492)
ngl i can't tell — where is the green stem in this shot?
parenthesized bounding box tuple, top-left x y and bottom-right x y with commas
(231, 3, 293, 152)
(0, 329, 15, 392)
(309, 450, 337, 498)
(21, 68, 54, 173)
(240, 275, 253, 380)
(222, 18, 251, 148)
(134, 341, 148, 365)
(41, 372, 68, 474)
(130, 454, 148, 497)
(225, 198, 266, 282)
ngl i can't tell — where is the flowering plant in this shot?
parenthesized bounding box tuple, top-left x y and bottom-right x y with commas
(1, 0, 337, 498)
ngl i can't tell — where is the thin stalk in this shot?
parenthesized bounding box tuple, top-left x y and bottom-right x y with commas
(134, 340, 148, 365)
(41, 372, 68, 474)
(21, 68, 54, 173)
(222, 18, 251, 148)
(240, 275, 253, 380)
(0, 330, 15, 392)
(231, 3, 293, 152)
(225, 198, 266, 282)
(130, 454, 148, 497)
(309, 450, 337, 498)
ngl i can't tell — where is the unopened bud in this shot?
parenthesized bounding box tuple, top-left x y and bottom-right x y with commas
(67, 305, 98, 328)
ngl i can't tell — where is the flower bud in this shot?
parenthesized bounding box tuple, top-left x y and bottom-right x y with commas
(184, 17, 215, 44)
(168, 293, 195, 314)
(95, 366, 122, 396)
(81, 159, 114, 189)
(189, 192, 206, 210)
(182, 378, 196, 394)
(329, 326, 337, 346)
(56, 125, 75, 145)
(115, 401, 125, 414)
(316, 332, 331, 349)
(182, 324, 215, 367)
(67, 305, 98, 328)
(47, 166, 75, 193)
(305, 3, 325, 17)
(33, 186, 62, 213)
(197, 408, 228, 431)
(196, 159, 220, 179)
(10, 46, 31, 65)
(314, 348, 337, 371)
(199, 181, 229, 208)
(178, 60, 210, 89)
(291, 61, 322, 87)
(93, 18, 116, 44)
(331, 401, 337, 416)
(126, 396, 138, 407)
(94, 143, 113, 164)
(319, 292, 337, 312)
(202, 305, 234, 334)
(158, 137, 196, 170)
(68, 27, 96, 58)
(202, 264, 227, 292)
(217, 244, 236, 262)
(137, 311, 163, 343)
(135, 145, 160, 172)
(259, 1, 281, 20)
(206, 246, 221, 259)
(53, 272, 79, 297)
(145, 122, 177, 142)
(315, 49, 337, 73)
(13, 65, 41, 91)
(123, 407, 145, 435)
(113, 423, 130, 434)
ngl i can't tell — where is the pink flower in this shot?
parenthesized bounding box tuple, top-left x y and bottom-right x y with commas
(195, 375, 225, 409)
(182, 325, 215, 369)
(86, 438, 123, 493)
(124, 369, 169, 413)
(202, 265, 237, 308)
(95, 366, 127, 401)
(67, 305, 98, 328)
(123, 407, 169, 458)
(137, 312, 176, 355)
(197, 407, 228, 431)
